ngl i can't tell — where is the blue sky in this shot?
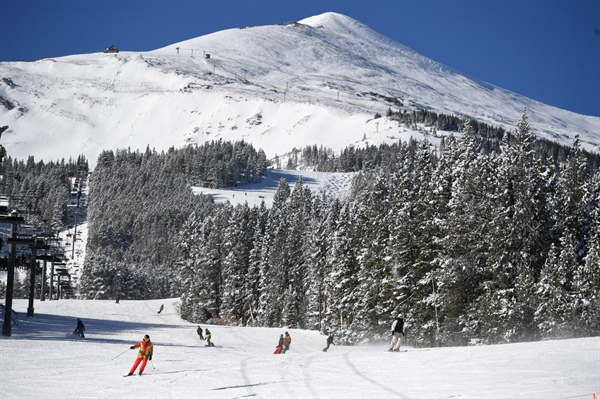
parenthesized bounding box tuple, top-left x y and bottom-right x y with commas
(1, 0, 599, 117)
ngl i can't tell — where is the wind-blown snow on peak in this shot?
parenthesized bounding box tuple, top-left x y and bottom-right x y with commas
(299, 12, 413, 52)
(0, 12, 598, 169)
(300, 12, 380, 38)
(300, 11, 357, 26)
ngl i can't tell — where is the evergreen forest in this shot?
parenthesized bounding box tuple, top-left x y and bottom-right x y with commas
(175, 113, 600, 346)
(0, 155, 88, 298)
(3, 112, 599, 347)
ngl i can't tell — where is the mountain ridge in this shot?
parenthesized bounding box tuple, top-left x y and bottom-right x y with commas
(1, 12, 598, 169)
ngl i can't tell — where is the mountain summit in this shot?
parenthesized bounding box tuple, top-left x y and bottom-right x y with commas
(1, 12, 598, 168)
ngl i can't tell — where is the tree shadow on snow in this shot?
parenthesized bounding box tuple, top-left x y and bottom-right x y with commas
(228, 169, 319, 192)
(8, 312, 199, 348)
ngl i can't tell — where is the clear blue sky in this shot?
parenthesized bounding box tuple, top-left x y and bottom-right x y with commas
(1, 0, 599, 117)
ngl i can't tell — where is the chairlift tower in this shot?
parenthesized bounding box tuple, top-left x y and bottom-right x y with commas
(1, 212, 25, 336)
(7, 235, 48, 317)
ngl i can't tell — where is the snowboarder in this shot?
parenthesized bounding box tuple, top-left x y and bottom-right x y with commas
(323, 334, 335, 352)
(196, 325, 204, 341)
(205, 328, 215, 347)
(157, 304, 164, 314)
(127, 335, 153, 376)
(281, 331, 291, 354)
(389, 316, 405, 352)
(274, 334, 284, 354)
(74, 318, 85, 338)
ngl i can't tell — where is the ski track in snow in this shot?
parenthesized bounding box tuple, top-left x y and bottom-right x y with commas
(342, 351, 409, 399)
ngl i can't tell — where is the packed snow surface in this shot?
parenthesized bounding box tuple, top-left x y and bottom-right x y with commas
(193, 168, 355, 207)
(1, 298, 598, 399)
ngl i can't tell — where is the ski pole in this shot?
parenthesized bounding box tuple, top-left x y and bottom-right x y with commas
(150, 359, 155, 369)
(111, 349, 130, 361)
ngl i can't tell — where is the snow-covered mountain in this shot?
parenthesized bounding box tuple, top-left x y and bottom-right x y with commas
(1, 12, 598, 169)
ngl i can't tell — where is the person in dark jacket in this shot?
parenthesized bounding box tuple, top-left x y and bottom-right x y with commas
(197, 325, 204, 341)
(74, 318, 85, 338)
(157, 304, 164, 314)
(388, 316, 405, 352)
(323, 334, 335, 352)
(205, 328, 215, 347)
(274, 334, 284, 354)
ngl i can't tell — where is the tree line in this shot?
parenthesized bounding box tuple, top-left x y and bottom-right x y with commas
(285, 109, 599, 173)
(78, 141, 268, 300)
(42, 111, 600, 347)
(175, 113, 599, 346)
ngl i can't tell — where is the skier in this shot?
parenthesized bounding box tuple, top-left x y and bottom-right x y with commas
(323, 334, 335, 352)
(274, 334, 284, 354)
(281, 331, 291, 354)
(196, 325, 204, 341)
(74, 318, 85, 338)
(388, 316, 405, 352)
(205, 328, 215, 347)
(127, 335, 153, 376)
(157, 304, 164, 314)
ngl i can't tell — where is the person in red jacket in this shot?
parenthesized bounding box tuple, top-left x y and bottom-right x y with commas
(127, 335, 153, 376)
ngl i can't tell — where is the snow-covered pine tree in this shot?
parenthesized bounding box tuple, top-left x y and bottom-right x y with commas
(256, 178, 291, 327)
(556, 135, 590, 265)
(534, 239, 573, 339)
(323, 201, 359, 343)
(177, 211, 205, 321)
(351, 173, 394, 342)
(569, 170, 600, 336)
(302, 195, 330, 332)
(220, 203, 253, 324)
(427, 134, 478, 345)
(283, 178, 313, 328)
(486, 110, 549, 340)
(386, 142, 417, 327)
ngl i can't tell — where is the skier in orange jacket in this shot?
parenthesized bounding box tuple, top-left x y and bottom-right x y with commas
(127, 335, 153, 376)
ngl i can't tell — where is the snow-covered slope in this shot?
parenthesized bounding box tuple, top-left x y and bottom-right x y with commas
(1, 298, 598, 399)
(1, 12, 598, 169)
(194, 168, 355, 207)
